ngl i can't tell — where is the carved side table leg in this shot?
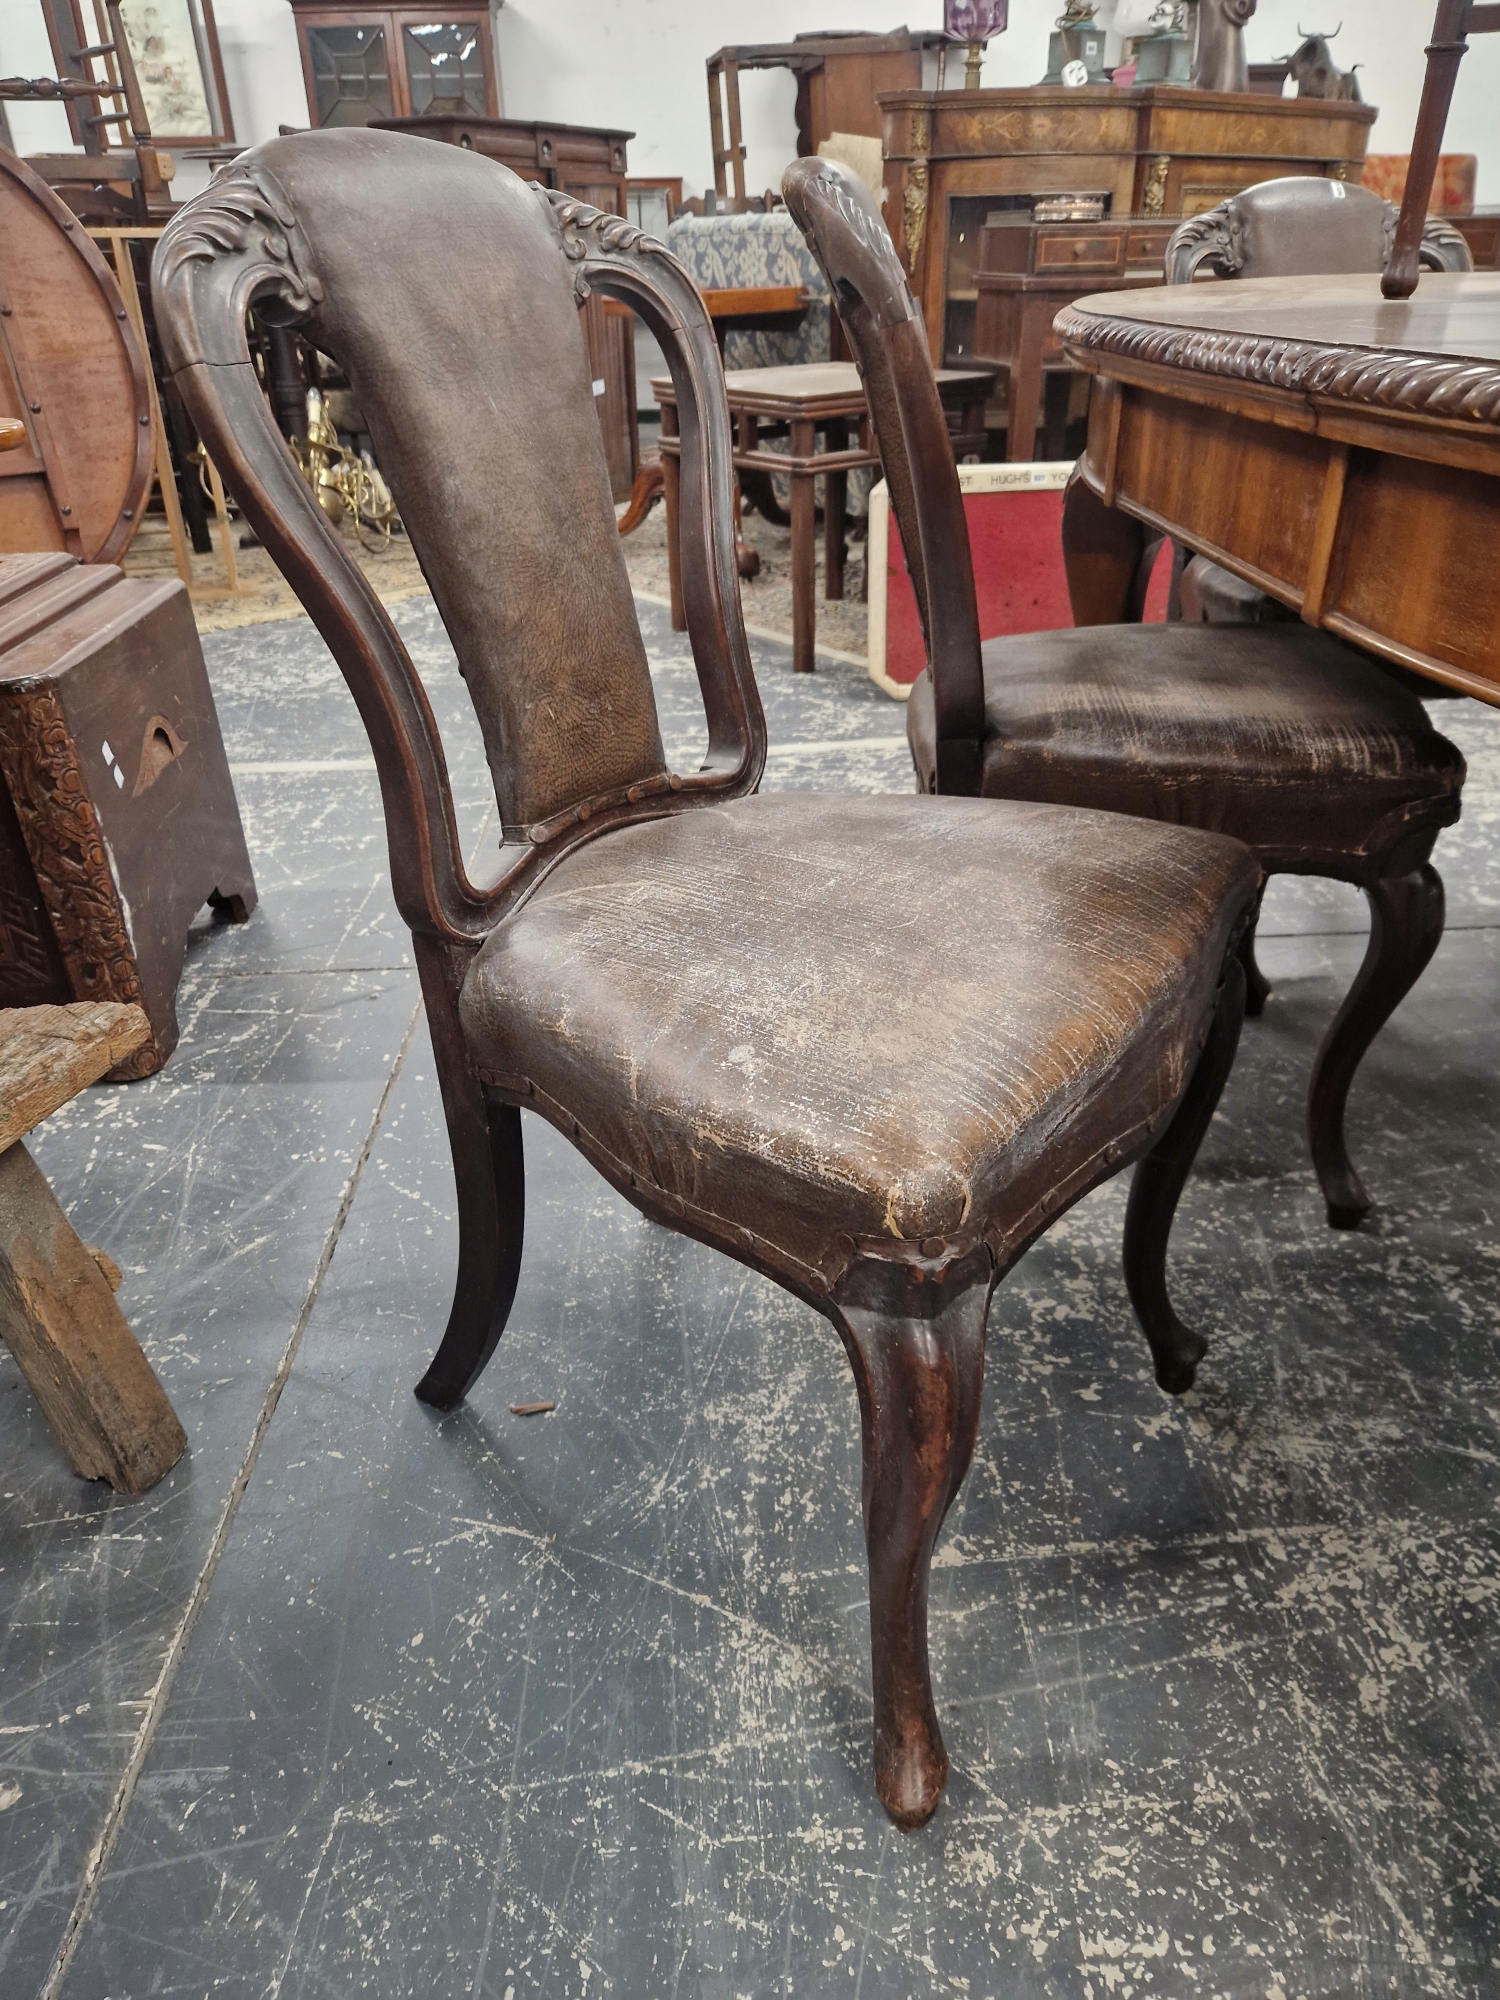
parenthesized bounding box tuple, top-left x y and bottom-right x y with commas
(659, 402, 686, 633)
(789, 416, 818, 672)
(616, 452, 664, 537)
(0, 1141, 186, 1493)
(732, 478, 760, 582)
(1006, 304, 1048, 463)
(824, 418, 848, 601)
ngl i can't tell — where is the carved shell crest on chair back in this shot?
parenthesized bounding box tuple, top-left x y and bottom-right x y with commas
(156, 130, 666, 838)
(1165, 175, 1475, 285)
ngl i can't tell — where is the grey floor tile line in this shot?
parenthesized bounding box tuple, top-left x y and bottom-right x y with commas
(39, 799, 498, 1996)
(37, 987, 426, 2000)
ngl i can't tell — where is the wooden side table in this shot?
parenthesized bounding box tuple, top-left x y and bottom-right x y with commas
(653, 360, 995, 674)
(973, 217, 1177, 460)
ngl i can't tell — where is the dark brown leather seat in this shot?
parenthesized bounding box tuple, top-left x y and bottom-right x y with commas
(463, 792, 1256, 1285)
(908, 622, 1464, 877)
(153, 128, 1258, 1832)
(785, 154, 1466, 1234)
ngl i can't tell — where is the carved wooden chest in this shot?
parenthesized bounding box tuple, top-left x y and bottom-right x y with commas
(0, 554, 256, 1078)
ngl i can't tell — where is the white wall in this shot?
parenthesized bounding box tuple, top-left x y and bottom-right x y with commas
(3, 1, 1497, 199)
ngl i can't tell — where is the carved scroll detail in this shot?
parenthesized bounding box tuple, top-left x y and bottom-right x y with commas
(1056, 304, 1500, 425)
(0, 687, 155, 1075)
(1164, 205, 1246, 284)
(536, 186, 665, 303)
(154, 159, 323, 320)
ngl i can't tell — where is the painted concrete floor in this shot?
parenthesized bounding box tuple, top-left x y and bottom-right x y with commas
(1, 597, 1497, 2000)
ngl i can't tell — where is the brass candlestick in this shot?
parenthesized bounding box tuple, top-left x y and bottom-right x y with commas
(964, 38, 984, 85)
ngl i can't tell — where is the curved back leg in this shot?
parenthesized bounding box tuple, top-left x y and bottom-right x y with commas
(1309, 865, 1446, 1228)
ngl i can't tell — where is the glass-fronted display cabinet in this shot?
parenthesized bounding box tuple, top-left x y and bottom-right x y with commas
(288, 1, 498, 128)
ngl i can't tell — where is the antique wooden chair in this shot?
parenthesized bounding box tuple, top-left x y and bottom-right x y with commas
(153, 130, 1260, 1829)
(784, 156, 1467, 1233)
(1165, 175, 1474, 287)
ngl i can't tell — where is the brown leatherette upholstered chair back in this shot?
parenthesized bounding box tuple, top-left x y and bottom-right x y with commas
(155, 130, 765, 949)
(786, 154, 1466, 1240)
(153, 130, 1265, 1829)
(1166, 175, 1473, 286)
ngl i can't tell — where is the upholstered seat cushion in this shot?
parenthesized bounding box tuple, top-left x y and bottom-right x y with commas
(907, 625, 1466, 878)
(461, 794, 1258, 1289)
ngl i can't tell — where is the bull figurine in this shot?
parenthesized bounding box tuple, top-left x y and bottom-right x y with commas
(1290, 24, 1363, 101)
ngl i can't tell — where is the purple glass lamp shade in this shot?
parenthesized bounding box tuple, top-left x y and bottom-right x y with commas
(944, 0, 1010, 37)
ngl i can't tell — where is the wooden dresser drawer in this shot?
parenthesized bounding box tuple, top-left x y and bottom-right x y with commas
(1035, 230, 1126, 274)
(1126, 226, 1174, 266)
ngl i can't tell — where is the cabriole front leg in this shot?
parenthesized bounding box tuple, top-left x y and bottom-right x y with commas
(412, 935, 525, 1410)
(830, 1247, 992, 1829)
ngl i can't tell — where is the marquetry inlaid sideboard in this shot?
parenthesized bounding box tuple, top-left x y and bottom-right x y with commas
(879, 86, 1377, 369)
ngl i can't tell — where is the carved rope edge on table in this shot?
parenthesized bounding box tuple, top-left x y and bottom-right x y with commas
(1055, 304, 1500, 425)
(0, 686, 157, 1077)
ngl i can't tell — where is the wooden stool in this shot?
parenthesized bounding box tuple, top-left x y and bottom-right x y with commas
(0, 1002, 186, 1493)
(654, 361, 995, 673)
(0, 553, 257, 1076)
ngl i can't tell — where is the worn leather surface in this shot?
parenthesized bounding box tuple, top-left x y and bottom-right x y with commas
(907, 624, 1466, 877)
(461, 794, 1258, 1286)
(255, 131, 666, 832)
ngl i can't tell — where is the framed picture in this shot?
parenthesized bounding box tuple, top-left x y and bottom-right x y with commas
(43, 0, 234, 148)
(117, 0, 234, 145)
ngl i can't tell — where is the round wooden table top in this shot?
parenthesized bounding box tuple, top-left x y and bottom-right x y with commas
(1058, 272, 1500, 428)
(0, 151, 154, 562)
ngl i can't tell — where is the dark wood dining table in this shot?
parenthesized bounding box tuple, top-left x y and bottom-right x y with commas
(1054, 272, 1500, 705)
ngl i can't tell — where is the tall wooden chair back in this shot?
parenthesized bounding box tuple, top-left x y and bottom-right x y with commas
(781, 155, 984, 795)
(153, 129, 765, 949)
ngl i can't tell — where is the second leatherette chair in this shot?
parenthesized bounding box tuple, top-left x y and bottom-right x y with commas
(154, 130, 1259, 1830)
(784, 156, 1467, 1233)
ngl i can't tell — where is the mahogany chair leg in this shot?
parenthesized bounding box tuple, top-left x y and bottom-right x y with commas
(1124, 955, 1247, 1394)
(1308, 864, 1445, 1230)
(1061, 464, 1151, 626)
(831, 1248, 991, 1830)
(412, 937, 526, 1410)
(1238, 909, 1273, 1018)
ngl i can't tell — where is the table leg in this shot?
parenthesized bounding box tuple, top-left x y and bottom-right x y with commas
(1007, 306, 1047, 463)
(732, 477, 761, 581)
(660, 402, 685, 633)
(1042, 371, 1072, 463)
(1061, 462, 1151, 625)
(0, 1141, 186, 1494)
(824, 418, 847, 602)
(791, 416, 817, 672)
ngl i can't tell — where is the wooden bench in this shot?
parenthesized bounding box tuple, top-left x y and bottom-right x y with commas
(0, 1002, 186, 1493)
